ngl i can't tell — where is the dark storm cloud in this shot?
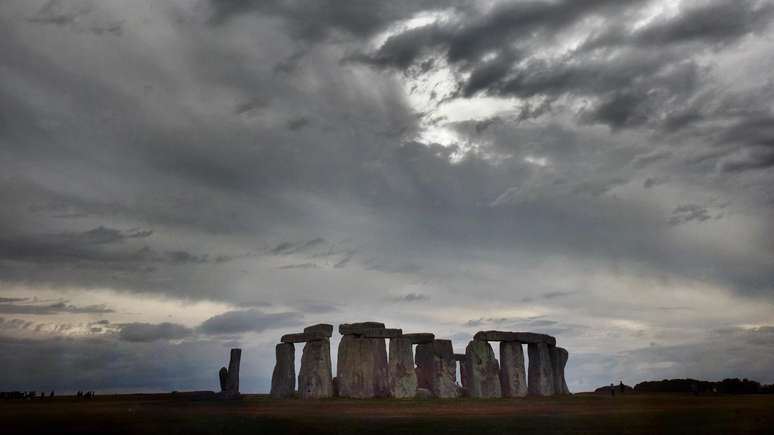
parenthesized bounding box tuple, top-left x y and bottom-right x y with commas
(207, 0, 469, 40)
(1, 0, 773, 394)
(0, 301, 113, 315)
(360, 0, 774, 132)
(117, 322, 193, 342)
(198, 309, 302, 335)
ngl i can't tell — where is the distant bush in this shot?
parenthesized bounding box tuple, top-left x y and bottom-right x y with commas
(633, 378, 768, 394)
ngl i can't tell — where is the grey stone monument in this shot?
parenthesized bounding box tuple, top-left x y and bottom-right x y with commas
(270, 342, 295, 399)
(465, 340, 502, 398)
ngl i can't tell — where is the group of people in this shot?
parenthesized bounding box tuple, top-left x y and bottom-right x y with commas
(76, 391, 96, 399)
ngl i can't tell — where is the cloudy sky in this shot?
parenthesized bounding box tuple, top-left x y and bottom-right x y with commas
(1, 0, 774, 394)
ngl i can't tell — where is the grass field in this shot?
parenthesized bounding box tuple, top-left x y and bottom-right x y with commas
(2, 392, 773, 434)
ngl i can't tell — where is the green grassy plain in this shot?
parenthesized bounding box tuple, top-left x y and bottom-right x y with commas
(2, 392, 773, 434)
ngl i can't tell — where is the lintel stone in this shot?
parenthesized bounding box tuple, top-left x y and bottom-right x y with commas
(402, 333, 435, 344)
(281, 331, 329, 343)
(303, 323, 333, 337)
(473, 331, 556, 346)
(339, 322, 386, 335)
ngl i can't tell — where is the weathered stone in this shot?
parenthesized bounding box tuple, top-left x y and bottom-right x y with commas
(453, 353, 466, 361)
(298, 339, 333, 399)
(415, 388, 433, 400)
(281, 331, 329, 343)
(303, 323, 333, 337)
(500, 341, 527, 397)
(402, 333, 435, 344)
(218, 367, 228, 392)
(459, 357, 469, 391)
(361, 328, 403, 338)
(227, 349, 241, 392)
(465, 340, 502, 398)
(336, 335, 390, 398)
(339, 322, 386, 335)
(388, 337, 417, 398)
(270, 343, 295, 399)
(551, 347, 570, 395)
(527, 342, 555, 396)
(415, 339, 459, 398)
(474, 331, 556, 346)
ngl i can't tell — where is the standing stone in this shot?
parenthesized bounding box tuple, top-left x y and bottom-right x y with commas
(224, 348, 241, 397)
(389, 337, 417, 398)
(270, 343, 295, 399)
(336, 335, 390, 398)
(218, 367, 228, 392)
(465, 340, 502, 398)
(298, 339, 333, 399)
(415, 340, 458, 398)
(500, 341, 527, 398)
(527, 343, 555, 396)
(453, 354, 469, 392)
(551, 347, 570, 395)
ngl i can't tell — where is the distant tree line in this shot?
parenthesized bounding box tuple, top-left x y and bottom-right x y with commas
(633, 378, 774, 394)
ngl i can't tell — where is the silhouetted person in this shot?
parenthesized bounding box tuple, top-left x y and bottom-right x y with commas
(619, 381, 625, 394)
(610, 383, 615, 396)
(50, 391, 54, 398)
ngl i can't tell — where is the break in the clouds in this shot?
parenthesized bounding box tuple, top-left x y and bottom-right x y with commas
(1, 0, 773, 393)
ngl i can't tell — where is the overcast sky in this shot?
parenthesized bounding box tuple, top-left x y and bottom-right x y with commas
(1, 0, 774, 394)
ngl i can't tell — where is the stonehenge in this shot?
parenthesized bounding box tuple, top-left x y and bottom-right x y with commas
(298, 338, 334, 399)
(337, 322, 393, 398)
(270, 343, 295, 398)
(416, 339, 459, 398)
(464, 340, 501, 398)
(527, 342, 555, 396)
(388, 336, 416, 398)
(218, 367, 228, 392)
(263, 324, 570, 400)
(499, 341, 527, 397)
(217, 348, 241, 399)
(552, 347, 570, 395)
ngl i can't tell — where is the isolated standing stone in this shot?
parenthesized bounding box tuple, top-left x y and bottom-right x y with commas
(527, 343, 555, 396)
(224, 348, 241, 397)
(465, 340, 502, 398)
(551, 347, 570, 395)
(500, 341, 527, 397)
(270, 343, 295, 399)
(218, 367, 228, 392)
(389, 337, 417, 398)
(336, 335, 390, 398)
(298, 339, 333, 399)
(415, 340, 458, 398)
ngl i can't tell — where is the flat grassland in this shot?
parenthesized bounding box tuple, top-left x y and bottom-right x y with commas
(2, 393, 773, 434)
